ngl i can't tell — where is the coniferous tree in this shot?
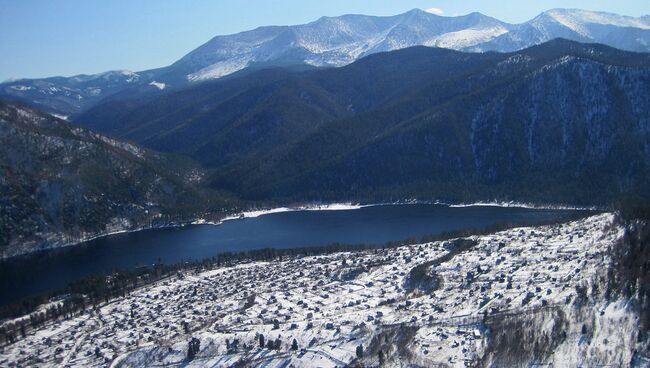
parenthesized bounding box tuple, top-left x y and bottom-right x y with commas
(356, 344, 363, 359)
(187, 337, 200, 361)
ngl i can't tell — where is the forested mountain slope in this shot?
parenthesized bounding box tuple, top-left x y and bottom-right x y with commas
(78, 40, 650, 204)
(0, 101, 234, 258)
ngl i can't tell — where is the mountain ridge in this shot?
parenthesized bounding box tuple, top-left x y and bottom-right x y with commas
(76, 39, 650, 205)
(2, 8, 649, 116)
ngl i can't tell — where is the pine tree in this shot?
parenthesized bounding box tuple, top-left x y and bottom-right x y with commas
(187, 337, 200, 361)
(291, 339, 298, 351)
(356, 344, 363, 358)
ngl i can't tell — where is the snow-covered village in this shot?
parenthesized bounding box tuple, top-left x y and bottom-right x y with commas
(1, 213, 645, 367)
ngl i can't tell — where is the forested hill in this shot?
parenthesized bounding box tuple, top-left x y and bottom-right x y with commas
(77, 39, 650, 205)
(0, 101, 236, 258)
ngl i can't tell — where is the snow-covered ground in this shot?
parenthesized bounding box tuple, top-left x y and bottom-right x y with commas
(0, 213, 643, 367)
(216, 202, 367, 223)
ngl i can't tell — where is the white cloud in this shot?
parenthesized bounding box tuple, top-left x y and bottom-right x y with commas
(425, 7, 444, 16)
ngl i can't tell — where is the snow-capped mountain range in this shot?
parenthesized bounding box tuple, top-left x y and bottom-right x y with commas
(2, 8, 649, 115)
(170, 8, 650, 82)
(170, 10, 512, 82)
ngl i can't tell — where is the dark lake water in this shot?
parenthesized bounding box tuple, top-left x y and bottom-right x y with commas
(0, 204, 586, 305)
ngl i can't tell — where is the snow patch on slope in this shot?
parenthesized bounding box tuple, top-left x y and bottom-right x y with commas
(546, 8, 650, 32)
(427, 26, 510, 49)
(148, 81, 166, 90)
(187, 55, 253, 81)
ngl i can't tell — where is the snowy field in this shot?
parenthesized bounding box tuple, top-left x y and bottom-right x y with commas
(0, 213, 641, 367)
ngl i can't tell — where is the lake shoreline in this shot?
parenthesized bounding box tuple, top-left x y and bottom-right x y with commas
(72, 200, 600, 250)
(0, 205, 593, 308)
(1, 200, 600, 261)
(204, 200, 600, 224)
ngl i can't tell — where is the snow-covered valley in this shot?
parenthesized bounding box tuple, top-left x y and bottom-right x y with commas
(1, 213, 646, 367)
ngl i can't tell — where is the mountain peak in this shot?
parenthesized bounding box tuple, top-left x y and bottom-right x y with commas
(3, 8, 650, 117)
(540, 8, 650, 30)
(405, 8, 428, 15)
(400, 8, 437, 20)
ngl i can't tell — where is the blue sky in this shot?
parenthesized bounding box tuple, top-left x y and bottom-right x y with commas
(0, 0, 648, 81)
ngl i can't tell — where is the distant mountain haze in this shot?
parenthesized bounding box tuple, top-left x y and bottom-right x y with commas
(1, 8, 649, 116)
